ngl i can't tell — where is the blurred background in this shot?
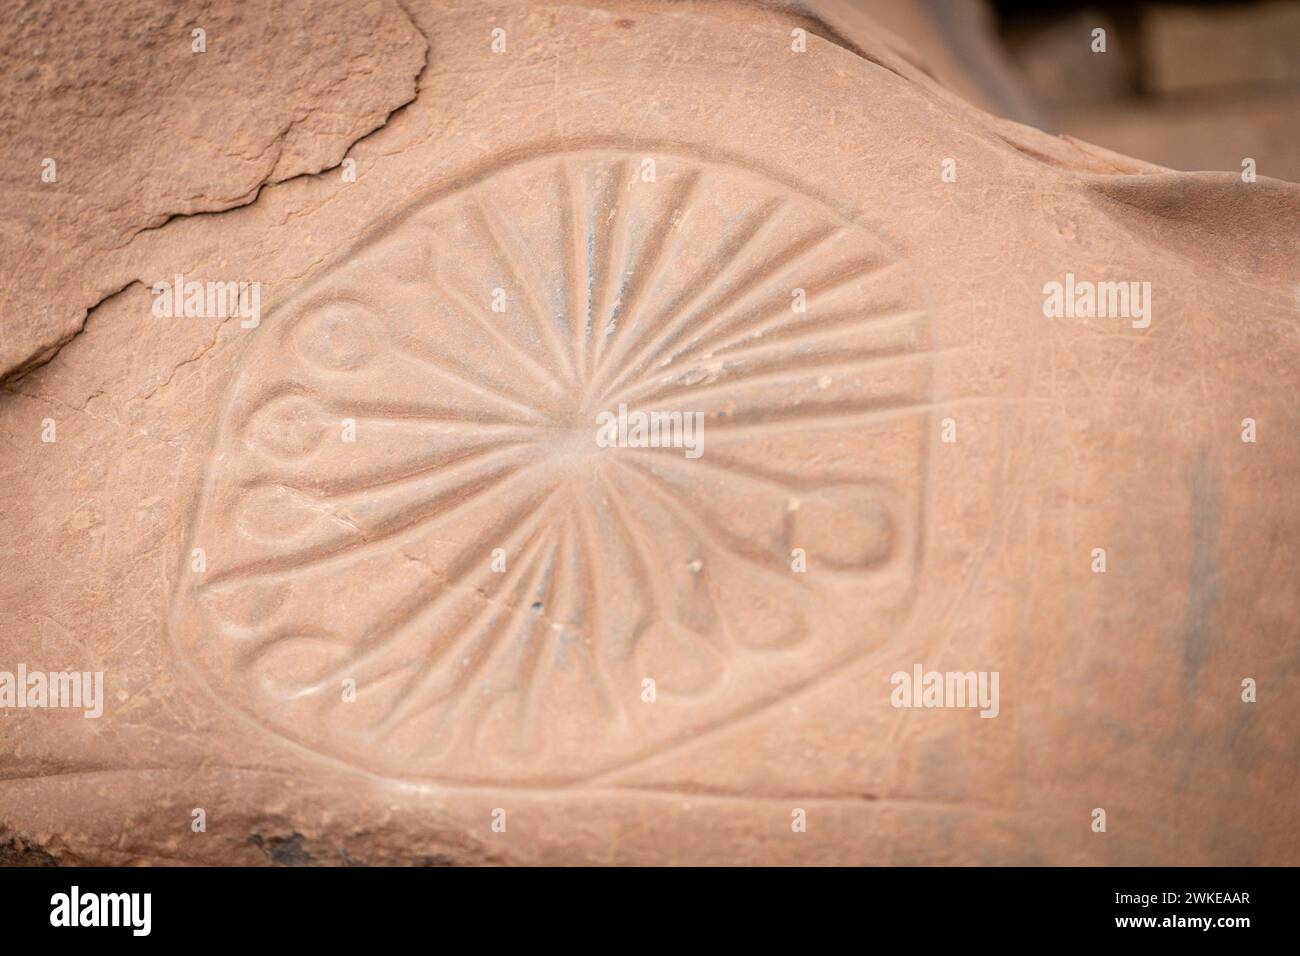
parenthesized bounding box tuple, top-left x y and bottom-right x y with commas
(850, 0, 1300, 182)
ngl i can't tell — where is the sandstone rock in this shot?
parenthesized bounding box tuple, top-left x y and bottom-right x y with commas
(805, 0, 1046, 125)
(0, 0, 427, 381)
(1, 0, 1297, 865)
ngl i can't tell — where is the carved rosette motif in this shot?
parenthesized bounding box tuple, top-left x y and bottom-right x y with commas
(170, 149, 932, 785)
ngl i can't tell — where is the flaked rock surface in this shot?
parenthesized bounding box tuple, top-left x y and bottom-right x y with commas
(1, 0, 1297, 866)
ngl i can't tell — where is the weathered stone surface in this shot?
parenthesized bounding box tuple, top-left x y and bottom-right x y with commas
(1, 0, 1297, 865)
(809, 0, 1046, 125)
(0, 0, 427, 381)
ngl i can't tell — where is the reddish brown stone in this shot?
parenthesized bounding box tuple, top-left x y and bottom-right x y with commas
(1, 0, 1297, 866)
